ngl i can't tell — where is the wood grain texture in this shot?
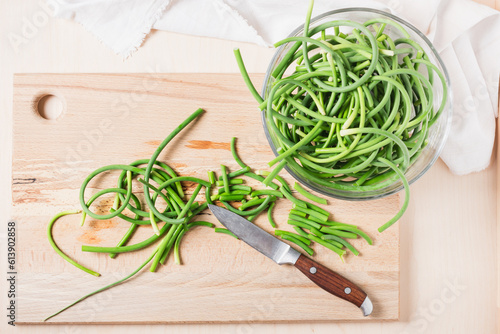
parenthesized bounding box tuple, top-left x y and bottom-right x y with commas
(294, 255, 367, 308)
(12, 73, 400, 324)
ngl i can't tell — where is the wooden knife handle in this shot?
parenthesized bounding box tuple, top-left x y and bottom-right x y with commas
(294, 254, 372, 315)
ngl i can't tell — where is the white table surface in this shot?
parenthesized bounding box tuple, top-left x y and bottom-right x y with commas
(1, 1, 498, 333)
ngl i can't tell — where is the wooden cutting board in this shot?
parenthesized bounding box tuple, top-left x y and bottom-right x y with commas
(12, 73, 399, 324)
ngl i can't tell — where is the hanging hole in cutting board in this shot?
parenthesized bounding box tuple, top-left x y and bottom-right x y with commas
(36, 94, 64, 121)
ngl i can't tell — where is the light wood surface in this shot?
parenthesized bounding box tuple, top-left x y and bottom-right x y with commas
(12, 73, 399, 323)
(0, 0, 498, 333)
(497, 86, 500, 334)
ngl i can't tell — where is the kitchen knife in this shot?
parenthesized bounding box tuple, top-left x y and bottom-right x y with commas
(208, 204, 373, 316)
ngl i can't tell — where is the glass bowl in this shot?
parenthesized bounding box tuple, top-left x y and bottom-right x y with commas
(261, 7, 452, 201)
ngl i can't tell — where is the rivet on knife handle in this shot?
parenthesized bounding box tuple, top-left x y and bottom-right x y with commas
(294, 254, 373, 316)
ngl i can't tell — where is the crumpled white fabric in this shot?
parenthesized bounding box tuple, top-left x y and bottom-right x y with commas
(53, 0, 500, 175)
(52, 0, 171, 58)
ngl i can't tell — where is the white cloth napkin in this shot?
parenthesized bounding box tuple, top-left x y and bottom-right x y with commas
(53, 0, 500, 175)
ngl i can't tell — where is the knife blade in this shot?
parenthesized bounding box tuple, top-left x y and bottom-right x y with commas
(208, 204, 373, 316)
